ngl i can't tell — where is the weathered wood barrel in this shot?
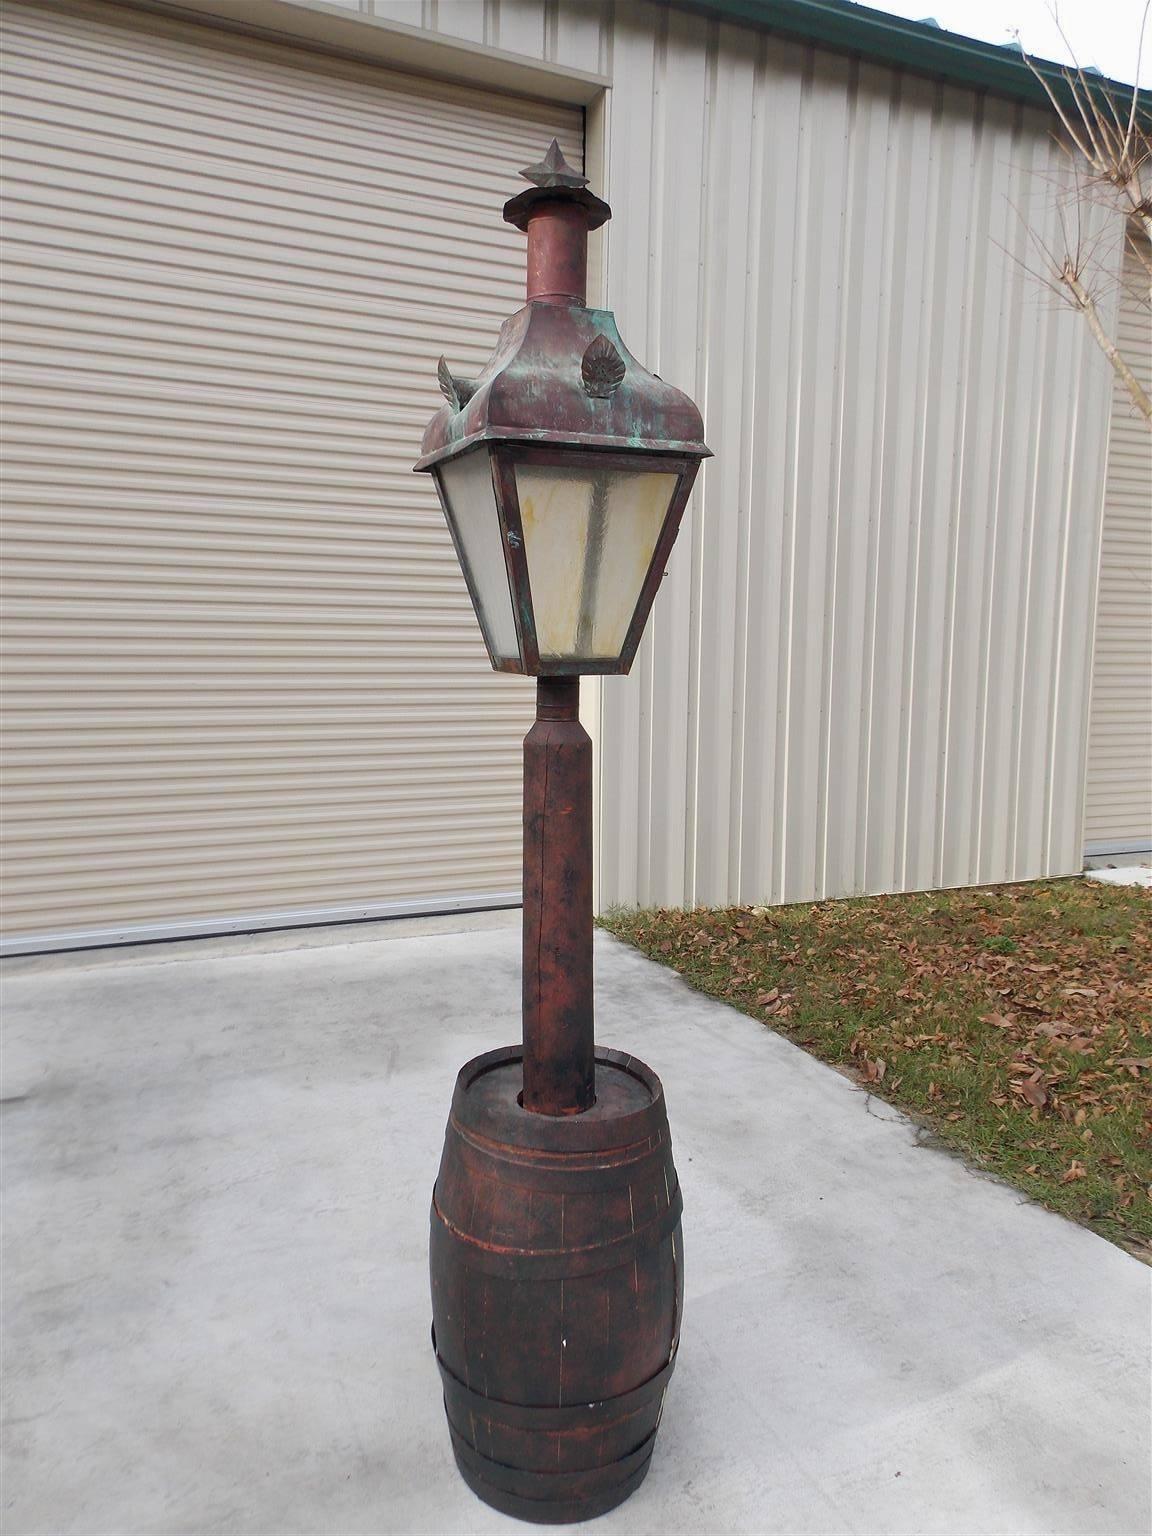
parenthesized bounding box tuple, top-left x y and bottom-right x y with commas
(429, 1043, 684, 1524)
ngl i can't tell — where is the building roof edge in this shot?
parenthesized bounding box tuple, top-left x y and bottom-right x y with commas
(673, 0, 1139, 110)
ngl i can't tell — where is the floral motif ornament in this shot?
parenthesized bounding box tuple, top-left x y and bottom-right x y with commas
(581, 334, 626, 399)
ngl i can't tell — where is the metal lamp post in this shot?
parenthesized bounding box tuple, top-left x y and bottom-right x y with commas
(415, 142, 709, 1524)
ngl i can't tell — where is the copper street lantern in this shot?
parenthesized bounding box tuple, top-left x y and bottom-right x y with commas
(416, 141, 710, 1524)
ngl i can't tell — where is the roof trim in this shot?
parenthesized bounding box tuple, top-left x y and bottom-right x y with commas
(674, 0, 1138, 109)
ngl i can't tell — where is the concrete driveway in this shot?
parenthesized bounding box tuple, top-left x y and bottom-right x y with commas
(3, 915, 1149, 1535)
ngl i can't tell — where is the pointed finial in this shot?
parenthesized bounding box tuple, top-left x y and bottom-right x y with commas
(519, 139, 588, 191)
(503, 141, 610, 235)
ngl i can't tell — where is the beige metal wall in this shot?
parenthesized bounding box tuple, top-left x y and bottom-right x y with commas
(597, 10, 1116, 907)
(3, 0, 1125, 945)
(1085, 231, 1152, 853)
(0, 0, 580, 949)
(358, 0, 1118, 906)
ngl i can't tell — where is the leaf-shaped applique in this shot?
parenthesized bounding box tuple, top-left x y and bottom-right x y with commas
(436, 356, 457, 405)
(581, 334, 626, 399)
(437, 356, 477, 411)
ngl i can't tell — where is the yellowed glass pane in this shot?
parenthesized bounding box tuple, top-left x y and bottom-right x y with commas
(516, 465, 678, 659)
(437, 451, 519, 662)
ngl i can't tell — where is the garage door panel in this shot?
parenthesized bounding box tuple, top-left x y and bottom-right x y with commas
(4, 149, 542, 266)
(3, 859, 526, 929)
(0, 0, 582, 949)
(2, 261, 515, 349)
(0, 9, 565, 142)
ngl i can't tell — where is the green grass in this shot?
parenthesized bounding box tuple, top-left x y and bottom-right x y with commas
(601, 878, 1152, 1257)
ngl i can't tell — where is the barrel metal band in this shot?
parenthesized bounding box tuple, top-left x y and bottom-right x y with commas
(430, 1182, 683, 1280)
(450, 1122, 670, 1190)
(435, 1345, 677, 1432)
(448, 1419, 658, 1501)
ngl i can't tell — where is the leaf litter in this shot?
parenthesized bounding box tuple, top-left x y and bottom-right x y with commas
(602, 878, 1151, 1258)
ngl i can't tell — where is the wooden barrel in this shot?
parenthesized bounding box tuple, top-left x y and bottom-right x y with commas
(429, 1044, 684, 1524)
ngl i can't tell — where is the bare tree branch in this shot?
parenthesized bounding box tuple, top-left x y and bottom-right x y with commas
(1062, 263, 1152, 420)
(1012, 7, 1151, 428)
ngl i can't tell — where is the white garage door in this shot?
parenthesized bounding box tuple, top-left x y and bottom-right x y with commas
(0, 0, 581, 951)
(1084, 230, 1152, 857)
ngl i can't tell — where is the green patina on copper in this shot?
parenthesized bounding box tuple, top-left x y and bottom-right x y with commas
(414, 305, 709, 472)
(414, 142, 710, 679)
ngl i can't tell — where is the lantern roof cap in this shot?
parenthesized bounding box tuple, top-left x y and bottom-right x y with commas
(502, 139, 611, 233)
(414, 302, 710, 472)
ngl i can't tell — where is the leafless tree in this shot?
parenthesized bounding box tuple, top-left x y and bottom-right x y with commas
(1019, 4, 1151, 424)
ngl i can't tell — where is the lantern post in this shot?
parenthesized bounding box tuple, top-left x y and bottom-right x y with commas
(415, 142, 709, 1524)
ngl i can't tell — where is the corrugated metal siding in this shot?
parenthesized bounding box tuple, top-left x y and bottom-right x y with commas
(595, 9, 1115, 908)
(1085, 232, 1152, 850)
(0, 0, 581, 948)
(358, 0, 1120, 907)
(3, 0, 1124, 938)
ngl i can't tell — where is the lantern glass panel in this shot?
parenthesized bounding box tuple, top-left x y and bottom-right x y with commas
(435, 450, 518, 662)
(516, 464, 679, 660)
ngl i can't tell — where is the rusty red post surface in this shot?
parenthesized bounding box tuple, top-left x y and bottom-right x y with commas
(524, 202, 588, 305)
(516, 166, 597, 1117)
(522, 677, 594, 1115)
